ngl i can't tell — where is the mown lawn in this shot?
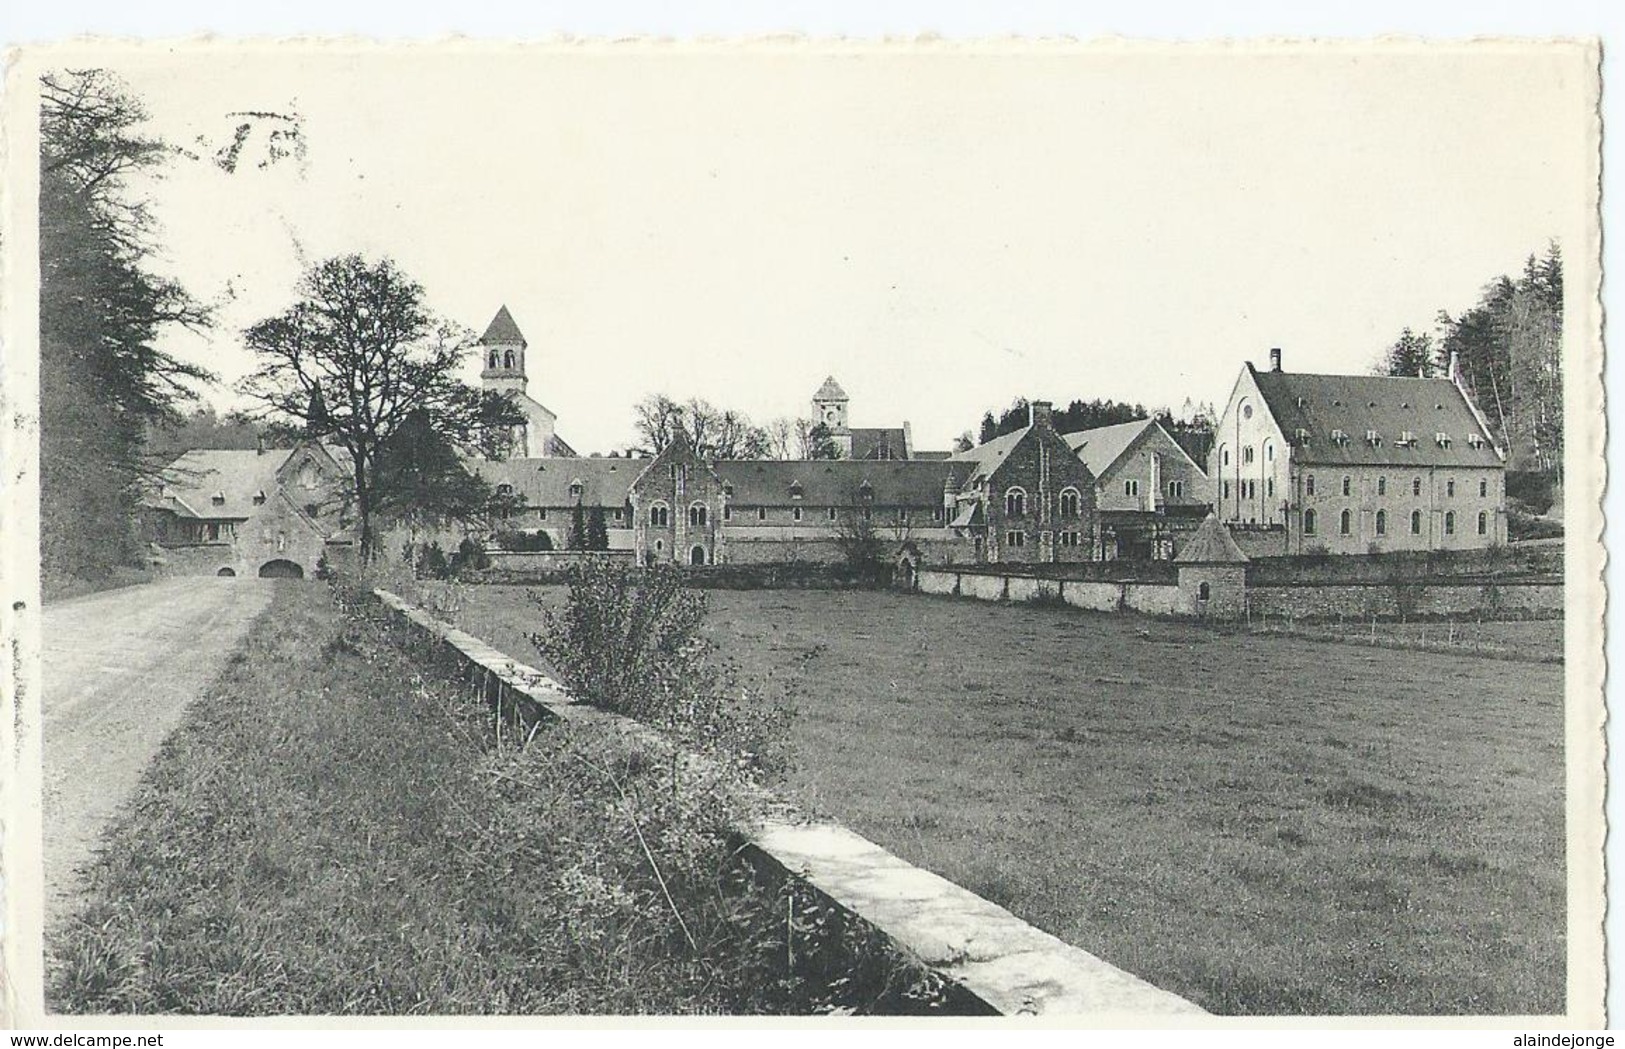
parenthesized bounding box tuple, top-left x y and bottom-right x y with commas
(50, 582, 951, 1016)
(1251, 617, 1563, 663)
(456, 584, 1566, 1016)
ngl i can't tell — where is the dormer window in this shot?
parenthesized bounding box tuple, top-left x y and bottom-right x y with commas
(1398, 430, 1416, 447)
(1365, 430, 1381, 446)
(1467, 433, 1485, 449)
(569, 479, 584, 498)
(1294, 427, 1311, 443)
(789, 481, 804, 499)
(1435, 432, 1452, 448)
(1295, 396, 1308, 408)
(496, 483, 514, 496)
(211, 491, 226, 506)
(723, 483, 734, 496)
(859, 481, 874, 502)
(252, 490, 267, 506)
(1330, 429, 1349, 446)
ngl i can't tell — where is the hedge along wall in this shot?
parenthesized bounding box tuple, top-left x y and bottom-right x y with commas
(372, 589, 1205, 1018)
(484, 550, 636, 573)
(1246, 580, 1563, 620)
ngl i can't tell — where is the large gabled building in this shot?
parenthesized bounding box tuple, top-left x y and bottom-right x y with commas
(1064, 418, 1213, 560)
(1211, 347, 1507, 555)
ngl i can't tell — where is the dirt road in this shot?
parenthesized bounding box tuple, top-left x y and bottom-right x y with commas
(41, 577, 276, 934)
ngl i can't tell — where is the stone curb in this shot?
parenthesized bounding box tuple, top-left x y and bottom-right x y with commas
(373, 588, 1206, 1018)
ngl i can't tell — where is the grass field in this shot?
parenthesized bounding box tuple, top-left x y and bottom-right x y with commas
(1249, 617, 1563, 663)
(455, 584, 1566, 1016)
(52, 583, 955, 1015)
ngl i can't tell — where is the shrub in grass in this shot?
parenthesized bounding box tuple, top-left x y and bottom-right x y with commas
(531, 558, 795, 781)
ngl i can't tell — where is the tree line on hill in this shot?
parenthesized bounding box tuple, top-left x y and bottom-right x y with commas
(1374, 243, 1563, 478)
(627, 394, 840, 460)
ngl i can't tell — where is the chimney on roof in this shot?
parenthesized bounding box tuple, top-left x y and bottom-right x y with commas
(1269, 347, 1283, 373)
(1029, 400, 1054, 430)
(1448, 350, 1461, 382)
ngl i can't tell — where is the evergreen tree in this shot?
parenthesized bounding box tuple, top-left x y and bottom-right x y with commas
(586, 505, 610, 551)
(39, 70, 212, 588)
(1376, 328, 1439, 378)
(567, 502, 588, 550)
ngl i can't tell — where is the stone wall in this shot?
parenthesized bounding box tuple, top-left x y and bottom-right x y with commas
(483, 550, 636, 575)
(916, 568, 1194, 618)
(1247, 580, 1563, 620)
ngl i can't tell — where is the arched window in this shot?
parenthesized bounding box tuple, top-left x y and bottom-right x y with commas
(1265, 441, 1274, 462)
(689, 502, 708, 528)
(1303, 508, 1317, 535)
(1004, 487, 1026, 518)
(1411, 509, 1422, 535)
(690, 545, 706, 566)
(1059, 487, 1080, 517)
(1377, 476, 1387, 496)
(1444, 511, 1456, 535)
(1221, 445, 1230, 466)
(649, 502, 670, 527)
(1413, 477, 1422, 497)
(488, 351, 499, 369)
(1198, 581, 1211, 601)
(1339, 509, 1352, 535)
(503, 350, 515, 369)
(1477, 511, 1488, 535)
(1375, 510, 1387, 535)
(1243, 445, 1255, 465)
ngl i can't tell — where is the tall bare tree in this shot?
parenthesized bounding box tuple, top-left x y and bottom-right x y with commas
(241, 254, 522, 560)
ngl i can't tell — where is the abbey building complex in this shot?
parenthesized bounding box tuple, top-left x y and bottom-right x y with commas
(140, 306, 1508, 580)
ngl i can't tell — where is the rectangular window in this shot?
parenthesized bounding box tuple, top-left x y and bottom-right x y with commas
(723, 506, 732, 521)
(793, 507, 802, 522)
(1006, 530, 1025, 548)
(613, 508, 623, 521)
(538, 508, 548, 520)
(1447, 480, 1456, 497)
(933, 507, 943, 521)
(1306, 476, 1316, 496)
(1342, 477, 1352, 497)
(899, 509, 908, 523)
(1266, 478, 1275, 499)
(758, 507, 766, 521)
(1222, 481, 1231, 499)
(1479, 479, 1488, 498)
(828, 507, 837, 521)
(1059, 530, 1080, 547)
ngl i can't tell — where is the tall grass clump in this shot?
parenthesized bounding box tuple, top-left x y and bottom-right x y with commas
(530, 558, 795, 781)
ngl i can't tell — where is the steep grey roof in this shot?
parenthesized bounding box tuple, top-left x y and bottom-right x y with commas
(1063, 419, 1157, 478)
(813, 376, 848, 401)
(714, 459, 967, 507)
(1250, 367, 1502, 468)
(849, 427, 909, 460)
(947, 425, 1030, 484)
(480, 305, 527, 346)
(474, 456, 647, 508)
(1175, 513, 1250, 565)
(147, 448, 297, 520)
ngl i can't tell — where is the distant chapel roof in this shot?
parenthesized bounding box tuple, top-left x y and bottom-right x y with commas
(481, 305, 527, 346)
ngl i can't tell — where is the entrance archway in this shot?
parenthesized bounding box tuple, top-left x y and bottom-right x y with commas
(690, 545, 707, 566)
(258, 559, 304, 579)
(217, 567, 237, 577)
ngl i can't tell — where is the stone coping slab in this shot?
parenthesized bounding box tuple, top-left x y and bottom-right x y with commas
(373, 588, 1206, 1018)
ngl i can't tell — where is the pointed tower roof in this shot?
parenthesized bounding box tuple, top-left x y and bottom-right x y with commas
(814, 376, 848, 401)
(1175, 512, 1250, 565)
(480, 305, 527, 347)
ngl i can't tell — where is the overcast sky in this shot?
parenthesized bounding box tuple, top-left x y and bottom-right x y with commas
(94, 42, 1595, 454)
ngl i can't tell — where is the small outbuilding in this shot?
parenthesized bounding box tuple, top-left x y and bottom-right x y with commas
(1175, 512, 1249, 618)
